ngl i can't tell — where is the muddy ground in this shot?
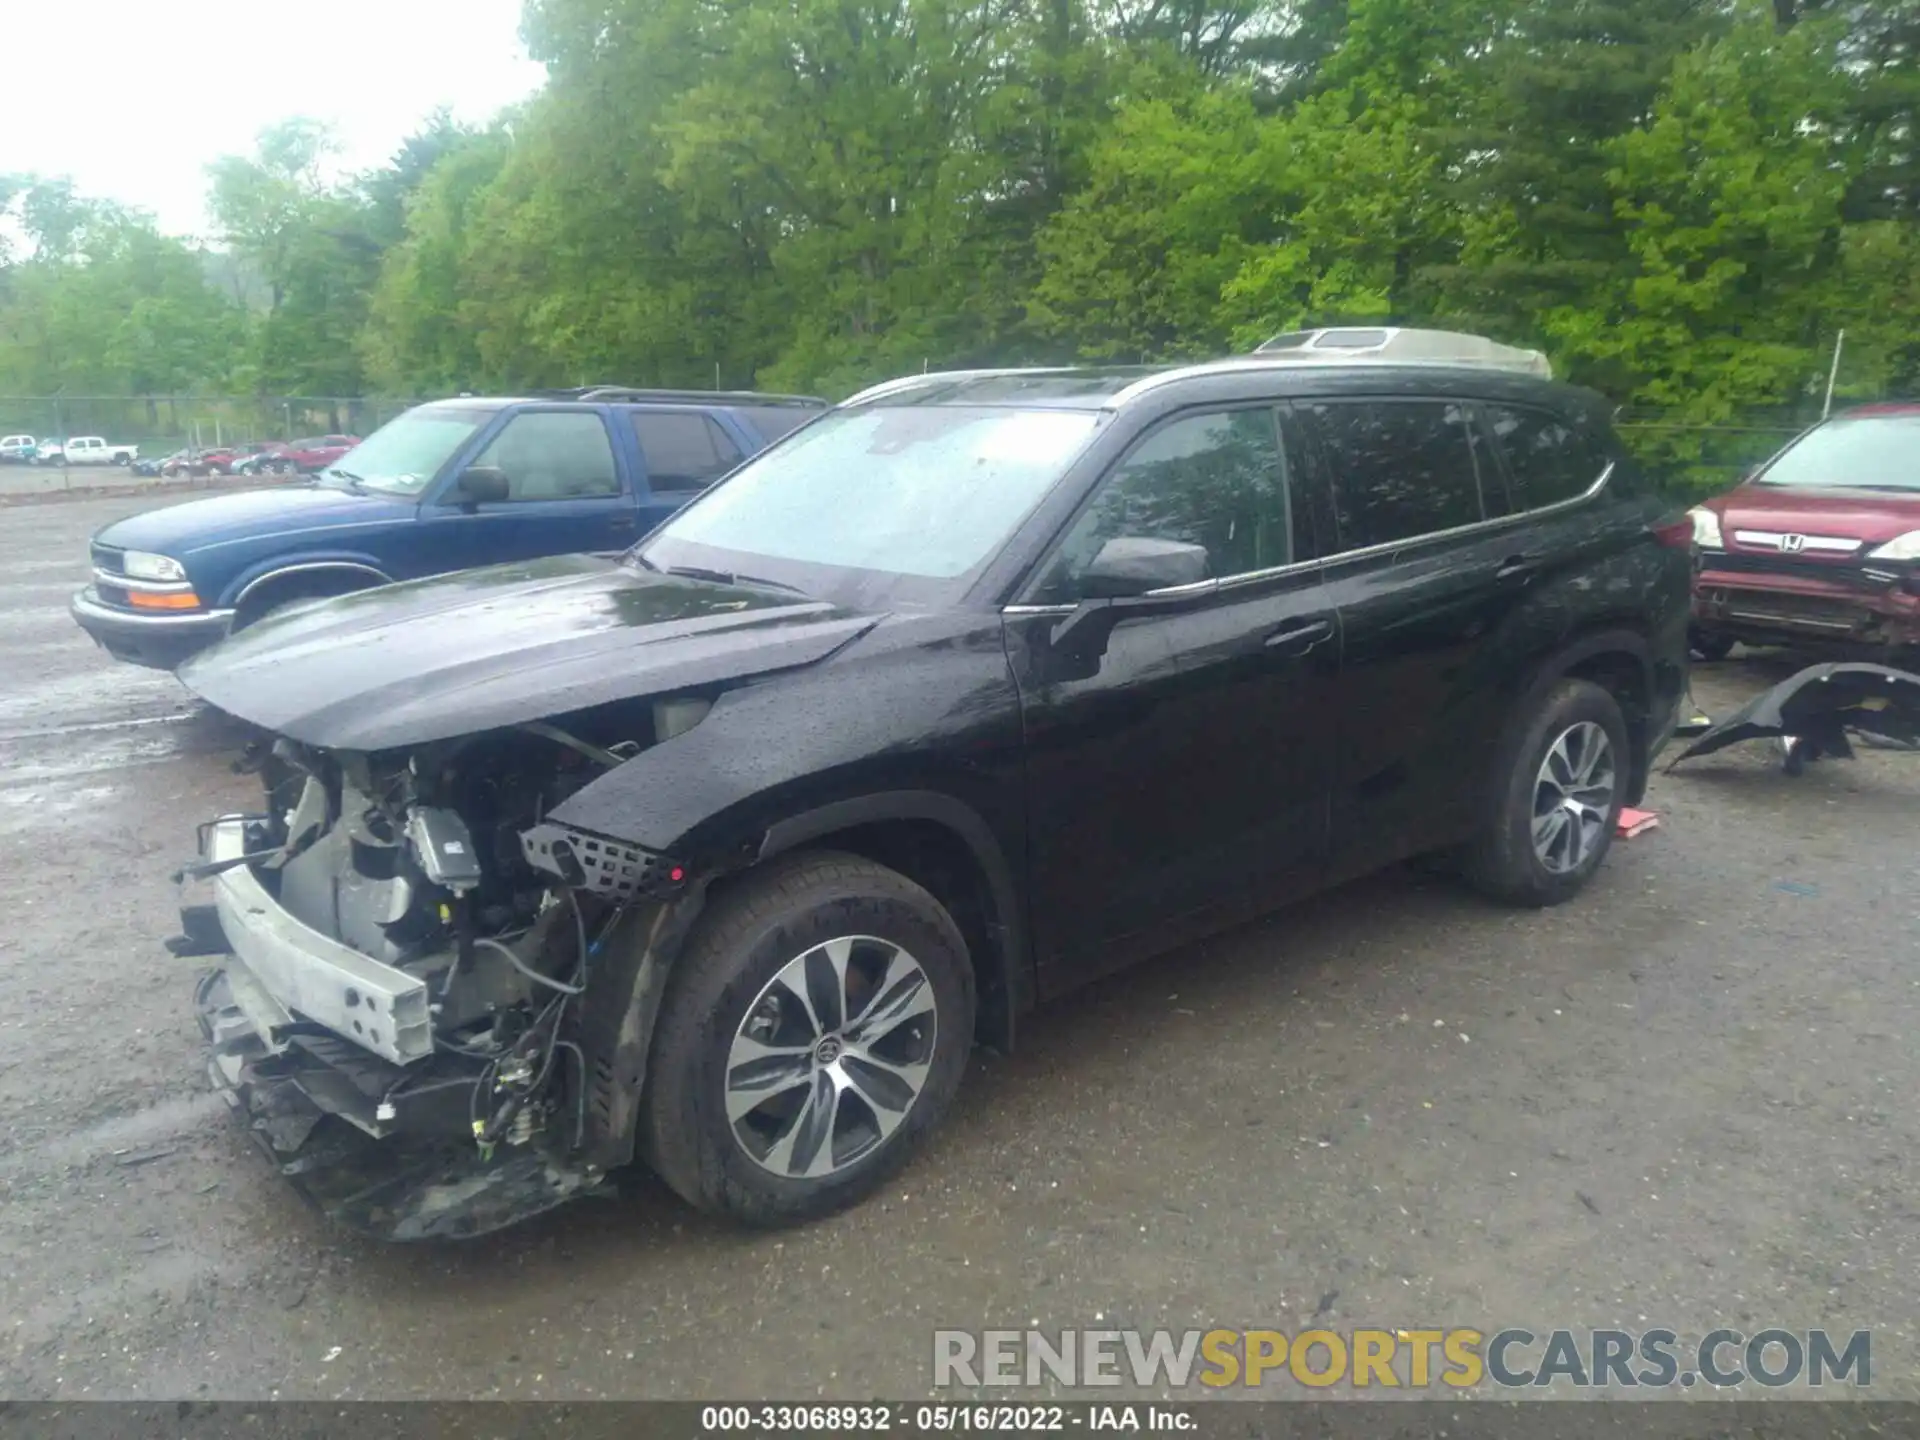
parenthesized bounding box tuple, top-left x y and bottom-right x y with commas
(2, 492, 1916, 1401)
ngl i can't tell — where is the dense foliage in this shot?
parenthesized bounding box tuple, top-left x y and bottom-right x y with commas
(1, 0, 1914, 463)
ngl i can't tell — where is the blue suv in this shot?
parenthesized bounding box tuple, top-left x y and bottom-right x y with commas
(71, 388, 825, 669)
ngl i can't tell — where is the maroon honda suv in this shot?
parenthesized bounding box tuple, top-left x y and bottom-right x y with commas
(1689, 403, 1920, 659)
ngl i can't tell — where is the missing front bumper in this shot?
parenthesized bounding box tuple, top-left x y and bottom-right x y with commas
(200, 816, 433, 1065)
(195, 966, 610, 1240)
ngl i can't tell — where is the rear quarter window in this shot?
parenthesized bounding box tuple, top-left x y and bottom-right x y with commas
(1308, 399, 1488, 550)
(1484, 403, 1611, 507)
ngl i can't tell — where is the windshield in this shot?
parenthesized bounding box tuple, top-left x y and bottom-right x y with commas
(637, 404, 1103, 603)
(1756, 414, 1920, 491)
(320, 406, 493, 496)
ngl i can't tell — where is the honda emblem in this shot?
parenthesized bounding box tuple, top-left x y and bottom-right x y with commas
(1779, 533, 1807, 554)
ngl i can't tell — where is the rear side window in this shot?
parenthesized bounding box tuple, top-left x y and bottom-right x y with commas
(1032, 407, 1295, 603)
(737, 405, 821, 445)
(1309, 401, 1485, 550)
(1485, 404, 1607, 507)
(631, 411, 744, 492)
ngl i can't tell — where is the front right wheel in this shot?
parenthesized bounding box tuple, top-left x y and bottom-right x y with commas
(641, 850, 975, 1226)
(1463, 678, 1629, 908)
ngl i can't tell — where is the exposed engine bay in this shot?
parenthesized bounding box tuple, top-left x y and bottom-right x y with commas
(184, 697, 711, 1239)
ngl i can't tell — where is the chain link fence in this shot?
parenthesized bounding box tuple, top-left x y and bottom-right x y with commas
(1613, 407, 1822, 499)
(0, 395, 431, 458)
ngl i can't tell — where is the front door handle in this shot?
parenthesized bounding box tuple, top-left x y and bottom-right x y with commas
(1264, 616, 1335, 656)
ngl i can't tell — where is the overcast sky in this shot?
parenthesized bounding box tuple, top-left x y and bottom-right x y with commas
(3, 0, 547, 239)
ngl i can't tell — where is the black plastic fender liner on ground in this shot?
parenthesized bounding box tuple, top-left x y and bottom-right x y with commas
(1669, 661, 1920, 769)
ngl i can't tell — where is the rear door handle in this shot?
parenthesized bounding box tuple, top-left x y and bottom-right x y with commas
(1495, 554, 1537, 582)
(1264, 616, 1335, 656)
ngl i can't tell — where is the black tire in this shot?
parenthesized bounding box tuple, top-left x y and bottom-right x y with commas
(1689, 628, 1735, 662)
(1462, 678, 1630, 908)
(641, 850, 975, 1227)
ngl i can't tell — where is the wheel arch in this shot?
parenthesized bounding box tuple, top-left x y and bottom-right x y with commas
(224, 559, 394, 623)
(573, 790, 1027, 1173)
(755, 791, 1028, 1057)
(1515, 626, 1657, 805)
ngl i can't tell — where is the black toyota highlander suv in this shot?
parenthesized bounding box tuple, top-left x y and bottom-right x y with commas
(173, 329, 1692, 1239)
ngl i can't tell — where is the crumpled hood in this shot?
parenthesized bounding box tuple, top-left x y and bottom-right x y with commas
(93, 484, 416, 558)
(178, 553, 880, 750)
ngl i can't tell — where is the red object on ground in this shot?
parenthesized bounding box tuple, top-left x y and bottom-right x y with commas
(1616, 807, 1660, 838)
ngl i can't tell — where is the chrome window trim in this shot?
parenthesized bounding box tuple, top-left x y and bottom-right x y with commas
(1003, 462, 1614, 613)
(1307, 460, 1615, 573)
(233, 561, 394, 607)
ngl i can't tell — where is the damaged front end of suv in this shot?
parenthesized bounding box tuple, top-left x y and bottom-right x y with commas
(171, 556, 878, 1240)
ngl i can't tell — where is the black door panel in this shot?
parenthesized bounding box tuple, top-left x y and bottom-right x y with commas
(1318, 528, 1539, 863)
(1007, 404, 1337, 991)
(1009, 576, 1338, 989)
(1301, 397, 1519, 869)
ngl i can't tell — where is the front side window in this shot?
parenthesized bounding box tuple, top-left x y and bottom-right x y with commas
(1755, 414, 1920, 492)
(471, 411, 620, 501)
(1486, 404, 1605, 508)
(1311, 401, 1485, 550)
(632, 411, 743, 492)
(642, 405, 1102, 590)
(1032, 408, 1293, 604)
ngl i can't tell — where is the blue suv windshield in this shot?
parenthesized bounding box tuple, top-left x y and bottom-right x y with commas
(321, 406, 494, 496)
(636, 404, 1102, 603)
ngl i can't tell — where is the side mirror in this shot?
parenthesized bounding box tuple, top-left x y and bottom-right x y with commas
(1040, 538, 1211, 682)
(454, 465, 510, 505)
(1078, 536, 1209, 599)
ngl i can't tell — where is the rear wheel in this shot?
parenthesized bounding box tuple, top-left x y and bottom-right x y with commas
(1463, 678, 1629, 907)
(642, 850, 975, 1226)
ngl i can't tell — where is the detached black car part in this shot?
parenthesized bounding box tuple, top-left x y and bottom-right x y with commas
(1669, 661, 1920, 775)
(169, 335, 1694, 1239)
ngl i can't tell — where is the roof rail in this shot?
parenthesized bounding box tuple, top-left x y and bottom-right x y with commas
(568, 385, 829, 407)
(839, 367, 1095, 407)
(1247, 326, 1552, 379)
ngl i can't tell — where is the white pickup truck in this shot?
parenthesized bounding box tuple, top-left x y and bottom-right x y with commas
(56, 436, 139, 465)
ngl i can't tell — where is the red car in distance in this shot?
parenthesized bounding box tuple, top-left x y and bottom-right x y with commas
(239, 434, 362, 476)
(1688, 403, 1920, 659)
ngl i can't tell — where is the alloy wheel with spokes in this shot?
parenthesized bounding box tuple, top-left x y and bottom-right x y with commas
(726, 935, 938, 1179)
(1531, 720, 1616, 875)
